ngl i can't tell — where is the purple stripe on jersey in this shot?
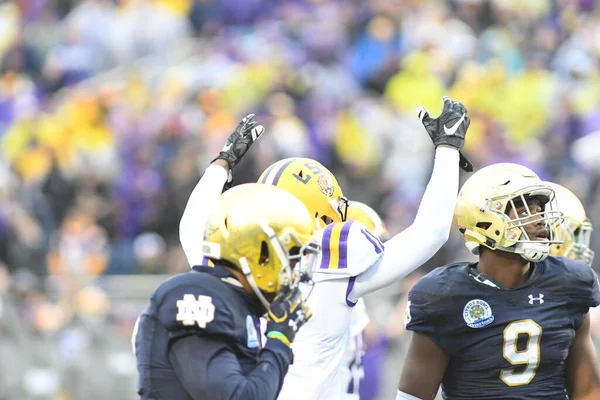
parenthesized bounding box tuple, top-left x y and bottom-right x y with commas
(320, 223, 335, 269)
(346, 276, 358, 307)
(338, 220, 354, 269)
(361, 229, 384, 254)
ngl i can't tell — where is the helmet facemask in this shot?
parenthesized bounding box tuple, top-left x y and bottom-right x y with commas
(239, 223, 321, 309)
(563, 219, 594, 266)
(319, 196, 349, 227)
(487, 185, 565, 262)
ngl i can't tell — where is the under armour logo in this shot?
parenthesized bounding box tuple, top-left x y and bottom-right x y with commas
(288, 310, 305, 332)
(176, 294, 215, 328)
(528, 294, 544, 305)
(288, 318, 298, 332)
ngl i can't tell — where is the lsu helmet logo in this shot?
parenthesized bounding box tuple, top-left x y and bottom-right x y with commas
(318, 175, 335, 197)
(463, 299, 494, 328)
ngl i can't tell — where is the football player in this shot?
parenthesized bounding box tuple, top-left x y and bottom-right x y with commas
(342, 200, 389, 399)
(258, 96, 471, 399)
(133, 115, 319, 400)
(397, 163, 600, 400)
(547, 181, 594, 266)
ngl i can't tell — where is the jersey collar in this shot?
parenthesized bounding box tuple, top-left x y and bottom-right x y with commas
(467, 262, 544, 291)
(192, 264, 264, 315)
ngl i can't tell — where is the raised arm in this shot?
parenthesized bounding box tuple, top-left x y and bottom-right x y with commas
(179, 161, 229, 267)
(350, 97, 469, 300)
(180, 114, 264, 267)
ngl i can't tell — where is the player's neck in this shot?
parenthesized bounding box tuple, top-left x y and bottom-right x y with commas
(478, 249, 531, 289)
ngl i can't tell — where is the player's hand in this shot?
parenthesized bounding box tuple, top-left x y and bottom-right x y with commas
(265, 286, 312, 347)
(416, 97, 473, 172)
(212, 114, 264, 181)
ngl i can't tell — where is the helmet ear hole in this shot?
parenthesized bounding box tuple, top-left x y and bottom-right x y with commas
(259, 241, 270, 265)
(321, 215, 334, 225)
(476, 222, 492, 230)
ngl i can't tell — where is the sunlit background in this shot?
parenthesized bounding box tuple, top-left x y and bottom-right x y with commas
(1, 0, 600, 399)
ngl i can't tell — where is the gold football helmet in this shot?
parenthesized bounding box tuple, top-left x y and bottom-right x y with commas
(346, 200, 389, 241)
(455, 163, 564, 262)
(202, 183, 321, 308)
(547, 182, 594, 266)
(258, 157, 348, 228)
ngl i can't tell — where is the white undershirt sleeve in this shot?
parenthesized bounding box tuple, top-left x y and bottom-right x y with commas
(179, 165, 228, 268)
(349, 147, 460, 300)
(396, 390, 423, 400)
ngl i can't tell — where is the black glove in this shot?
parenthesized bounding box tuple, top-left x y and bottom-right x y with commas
(416, 97, 473, 172)
(212, 113, 264, 173)
(265, 286, 312, 347)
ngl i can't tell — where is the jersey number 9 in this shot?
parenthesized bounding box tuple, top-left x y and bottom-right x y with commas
(500, 319, 542, 386)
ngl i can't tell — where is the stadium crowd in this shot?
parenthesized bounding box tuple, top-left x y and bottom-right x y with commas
(1, 0, 600, 398)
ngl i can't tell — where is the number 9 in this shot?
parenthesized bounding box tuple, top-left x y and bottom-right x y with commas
(500, 319, 542, 386)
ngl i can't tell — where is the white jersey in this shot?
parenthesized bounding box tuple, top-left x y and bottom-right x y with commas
(278, 220, 382, 400)
(340, 298, 369, 400)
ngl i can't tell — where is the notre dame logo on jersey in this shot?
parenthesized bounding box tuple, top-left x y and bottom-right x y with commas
(176, 294, 216, 328)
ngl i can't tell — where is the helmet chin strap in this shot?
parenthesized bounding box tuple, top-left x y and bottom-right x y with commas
(499, 242, 550, 262)
(465, 240, 550, 262)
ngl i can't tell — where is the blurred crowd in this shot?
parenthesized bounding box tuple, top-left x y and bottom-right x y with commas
(1, 0, 600, 398)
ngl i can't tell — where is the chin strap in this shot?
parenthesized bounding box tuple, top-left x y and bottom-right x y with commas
(463, 228, 549, 262)
(496, 242, 549, 262)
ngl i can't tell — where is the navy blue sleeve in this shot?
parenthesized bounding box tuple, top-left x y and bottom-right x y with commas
(560, 258, 600, 329)
(405, 271, 456, 356)
(169, 335, 293, 400)
(567, 260, 600, 308)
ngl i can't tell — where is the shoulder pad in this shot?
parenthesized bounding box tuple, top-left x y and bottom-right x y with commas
(313, 221, 384, 281)
(153, 273, 242, 338)
(405, 263, 470, 354)
(549, 256, 600, 309)
(406, 266, 456, 324)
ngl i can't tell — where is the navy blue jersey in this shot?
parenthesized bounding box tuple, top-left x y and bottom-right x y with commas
(133, 265, 293, 400)
(405, 256, 600, 400)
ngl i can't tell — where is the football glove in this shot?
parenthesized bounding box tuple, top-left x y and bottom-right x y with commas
(265, 286, 312, 347)
(212, 114, 265, 186)
(416, 96, 473, 172)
